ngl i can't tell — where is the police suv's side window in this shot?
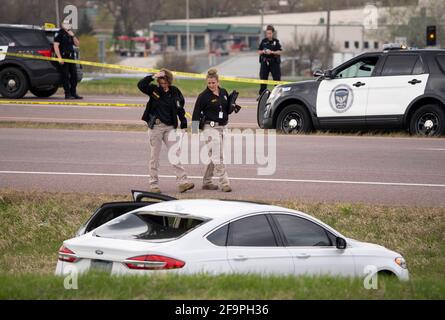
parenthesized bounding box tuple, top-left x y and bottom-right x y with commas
(227, 215, 277, 247)
(435, 55, 445, 75)
(5, 29, 48, 46)
(335, 56, 379, 79)
(381, 55, 422, 76)
(274, 214, 332, 247)
(0, 31, 10, 45)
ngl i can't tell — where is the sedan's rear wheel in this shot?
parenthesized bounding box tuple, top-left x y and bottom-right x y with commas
(276, 104, 313, 134)
(409, 104, 445, 136)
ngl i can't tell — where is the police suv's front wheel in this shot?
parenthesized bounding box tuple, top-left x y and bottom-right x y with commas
(276, 105, 313, 134)
(409, 104, 445, 136)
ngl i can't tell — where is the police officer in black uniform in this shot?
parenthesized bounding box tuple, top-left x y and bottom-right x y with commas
(258, 25, 283, 95)
(192, 69, 240, 192)
(53, 21, 82, 99)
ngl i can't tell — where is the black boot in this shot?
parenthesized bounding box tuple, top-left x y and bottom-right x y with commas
(72, 93, 83, 99)
(65, 94, 74, 99)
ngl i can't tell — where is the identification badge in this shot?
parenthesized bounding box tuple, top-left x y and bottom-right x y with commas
(218, 111, 223, 119)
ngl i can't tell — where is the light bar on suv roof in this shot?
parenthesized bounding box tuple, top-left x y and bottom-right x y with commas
(383, 43, 408, 51)
(43, 23, 56, 29)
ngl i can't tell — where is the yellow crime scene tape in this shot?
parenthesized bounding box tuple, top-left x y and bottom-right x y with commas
(0, 100, 144, 107)
(1, 51, 290, 85)
(0, 99, 193, 118)
(0, 51, 265, 120)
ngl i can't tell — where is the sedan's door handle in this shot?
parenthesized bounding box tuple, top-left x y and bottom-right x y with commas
(233, 255, 248, 261)
(295, 253, 311, 259)
(353, 81, 366, 87)
(408, 79, 422, 85)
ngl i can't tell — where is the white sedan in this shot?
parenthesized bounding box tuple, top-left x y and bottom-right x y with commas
(55, 195, 409, 280)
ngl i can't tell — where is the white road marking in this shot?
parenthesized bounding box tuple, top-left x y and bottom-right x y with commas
(1, 170, 445, 188)
(419, 148, 445, 151)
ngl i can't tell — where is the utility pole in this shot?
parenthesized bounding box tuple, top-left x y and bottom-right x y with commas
(325, 0, 331, 68)
(186, 0, 190, 59)
(260, 0, 265, 40)
(55, 0, 60, 27)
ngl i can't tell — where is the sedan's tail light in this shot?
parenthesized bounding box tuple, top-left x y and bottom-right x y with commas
(58, 245, 79, 263)
(124, 255, 185, 270)
(37, 49, 52, 57)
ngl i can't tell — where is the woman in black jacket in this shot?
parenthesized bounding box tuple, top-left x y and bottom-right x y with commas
(138, 69, 194, 194)
(192, 68, 234, 192)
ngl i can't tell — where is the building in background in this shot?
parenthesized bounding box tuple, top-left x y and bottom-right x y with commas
(149, 7, 393, 60)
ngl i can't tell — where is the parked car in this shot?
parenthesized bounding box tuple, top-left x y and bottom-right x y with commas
(55, 190, 409, 280)
(258, 44, 445, 136)
(0, 24, 82, 99)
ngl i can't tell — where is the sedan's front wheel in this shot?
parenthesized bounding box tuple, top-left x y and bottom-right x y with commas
(409, 104, 445, 136)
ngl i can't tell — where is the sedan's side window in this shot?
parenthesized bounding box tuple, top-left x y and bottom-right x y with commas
(227, 215, 277, 247)
(335, 56, 379, 79)
(207, 224, 228, 246)
(274, 214, 332, 247)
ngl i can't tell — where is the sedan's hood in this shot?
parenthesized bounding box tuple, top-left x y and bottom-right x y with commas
(346, 238, 400, 256)
(347, 238, 385, 249)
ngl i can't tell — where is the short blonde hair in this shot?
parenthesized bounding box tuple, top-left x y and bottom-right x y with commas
(206, 68, 219, 81)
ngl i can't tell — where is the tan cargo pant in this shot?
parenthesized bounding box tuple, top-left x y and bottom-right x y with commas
(148, 123, 188, 188)
(202, 125, 230, 188)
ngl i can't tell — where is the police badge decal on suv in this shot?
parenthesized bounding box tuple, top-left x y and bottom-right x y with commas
(258, 45, 445, 136)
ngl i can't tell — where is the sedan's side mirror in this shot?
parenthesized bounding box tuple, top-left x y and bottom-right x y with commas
(336, 237, 347, 250)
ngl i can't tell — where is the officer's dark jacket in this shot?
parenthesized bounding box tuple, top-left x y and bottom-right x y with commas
(138, 75, 187, 129)
(54, 29, 75, 58)
(192, 87, 234, 125)
(258, 38, 282, 63)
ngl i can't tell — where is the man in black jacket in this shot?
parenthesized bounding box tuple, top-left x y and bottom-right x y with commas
(53, 21, 82, 100)
(138, 69, 194, 194)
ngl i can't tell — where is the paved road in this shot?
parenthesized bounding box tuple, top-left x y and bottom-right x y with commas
(1, 127, 445, 206)
(0, 94, 259, 128)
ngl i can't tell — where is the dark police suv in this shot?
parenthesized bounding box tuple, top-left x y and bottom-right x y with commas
(0, 24, 82, 99)
(258, 44, 445, 136)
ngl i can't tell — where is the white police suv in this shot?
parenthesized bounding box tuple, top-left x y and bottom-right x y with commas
(258, 44, 445, 136)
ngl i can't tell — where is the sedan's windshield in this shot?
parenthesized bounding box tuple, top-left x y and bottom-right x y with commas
(94, 211, 206, 241)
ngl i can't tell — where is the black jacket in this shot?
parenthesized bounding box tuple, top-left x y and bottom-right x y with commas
(192, 87, 233, 125)
(138, 75, 187, 129)
(54, 29, 75, 58)
(258, 37, 282, 64)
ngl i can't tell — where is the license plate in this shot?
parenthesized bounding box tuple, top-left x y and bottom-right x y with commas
(90, 259, 113, 273)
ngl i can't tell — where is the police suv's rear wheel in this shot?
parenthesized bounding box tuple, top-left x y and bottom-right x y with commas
(30, 86, 58, 98)
(277, 105, 312, 134)
(0, 67, 29, 99)
(409, 104, 445, 136)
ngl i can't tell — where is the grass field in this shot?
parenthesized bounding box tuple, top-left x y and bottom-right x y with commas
(0, 189, 444, 299)
(78, 77, 262, 98)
